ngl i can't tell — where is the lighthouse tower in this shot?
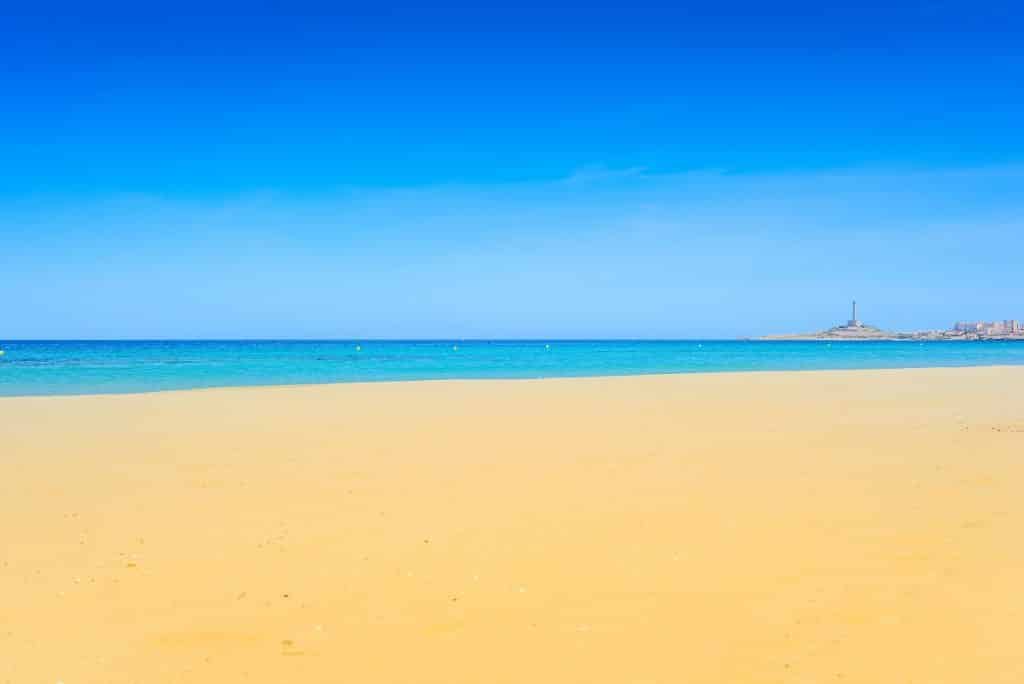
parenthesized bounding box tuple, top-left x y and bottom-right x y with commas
(847, 300, 862, 328)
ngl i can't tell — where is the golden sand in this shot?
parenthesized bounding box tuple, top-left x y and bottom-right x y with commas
(2, 367, 1023, 683)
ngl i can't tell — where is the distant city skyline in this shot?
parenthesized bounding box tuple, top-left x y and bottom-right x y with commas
(3, 3, 1022, 339)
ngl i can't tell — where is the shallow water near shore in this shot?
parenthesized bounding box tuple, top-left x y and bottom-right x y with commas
(2, 339, 1024, 396)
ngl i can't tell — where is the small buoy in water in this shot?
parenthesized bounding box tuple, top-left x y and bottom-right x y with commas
(545, 344, 550, 350)
(453, 345, 458, 351)
(355, 345, 361, 352)
(0, 349, 5, 356)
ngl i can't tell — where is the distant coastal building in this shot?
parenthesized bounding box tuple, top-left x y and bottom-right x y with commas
(952, 320, 1023, 336)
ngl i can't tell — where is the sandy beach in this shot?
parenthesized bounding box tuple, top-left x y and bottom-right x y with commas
(2, 366, 1023, 683)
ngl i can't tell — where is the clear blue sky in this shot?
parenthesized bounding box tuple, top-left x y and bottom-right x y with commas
(4, 1, 1022, 338)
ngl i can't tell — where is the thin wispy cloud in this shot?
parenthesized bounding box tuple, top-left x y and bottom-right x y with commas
(4, 163, 1022, 339)
(560, 164, 649, 185)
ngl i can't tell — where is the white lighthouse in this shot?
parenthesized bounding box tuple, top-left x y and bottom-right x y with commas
(847, 300, 862, 328)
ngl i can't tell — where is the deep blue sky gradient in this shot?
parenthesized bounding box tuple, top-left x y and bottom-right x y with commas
(3, 1, 1023, 338)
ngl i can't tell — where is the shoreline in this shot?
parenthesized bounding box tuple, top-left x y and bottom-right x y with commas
(4, 361, 1024, 400)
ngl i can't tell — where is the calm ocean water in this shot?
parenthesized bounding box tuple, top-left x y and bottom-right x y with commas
(1, 340, 1022, 397)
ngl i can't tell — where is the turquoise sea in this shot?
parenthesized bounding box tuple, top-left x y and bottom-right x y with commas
(1, 340, 1022, 397)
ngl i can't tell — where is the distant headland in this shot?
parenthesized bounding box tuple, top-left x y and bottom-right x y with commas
(762, 301, 1024, 341)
